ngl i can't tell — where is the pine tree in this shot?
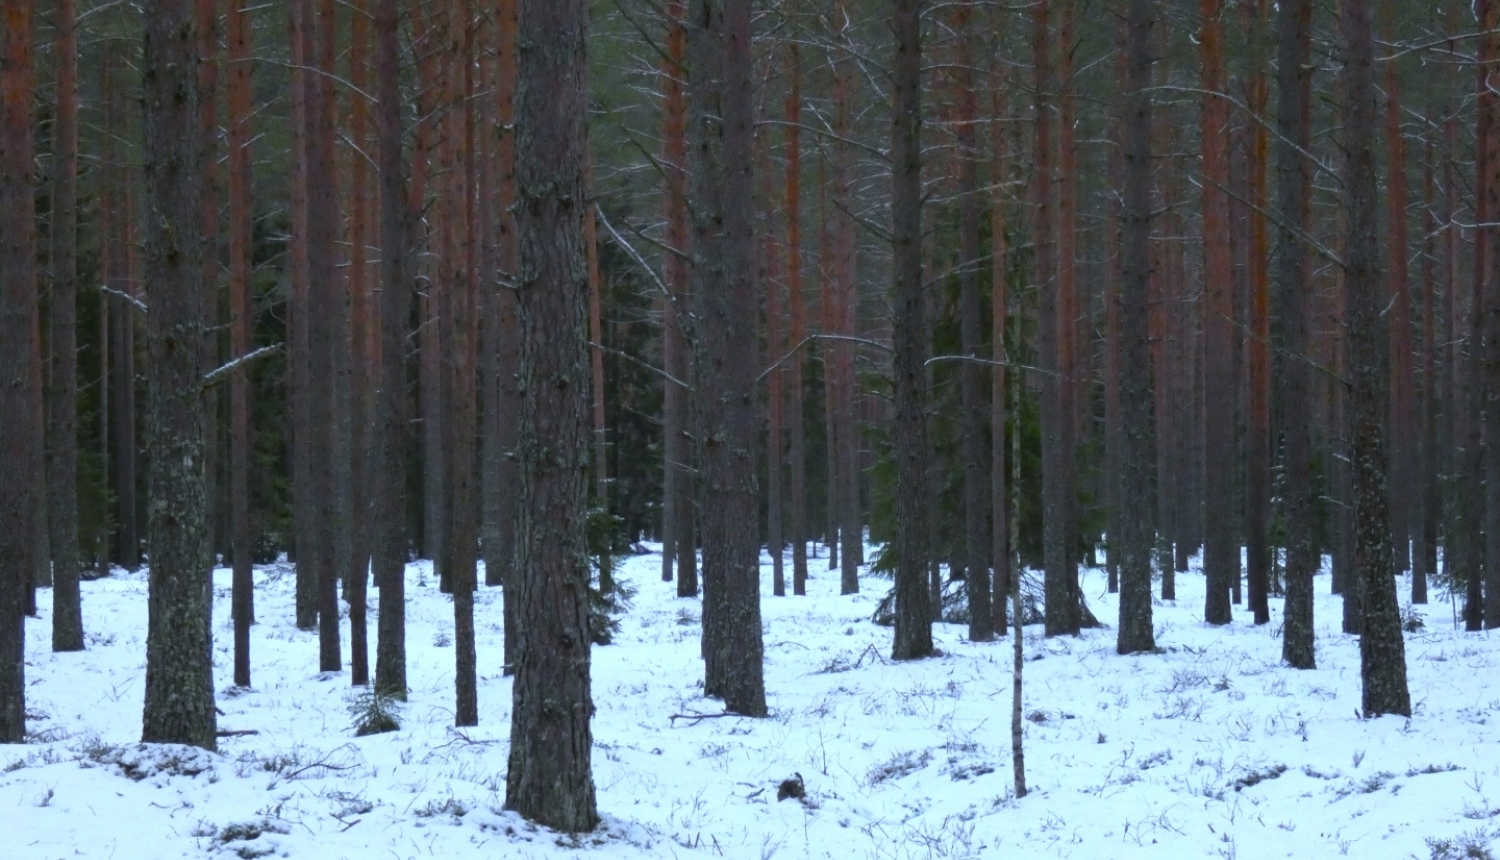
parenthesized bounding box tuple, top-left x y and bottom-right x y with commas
(505, 0, 600, 831)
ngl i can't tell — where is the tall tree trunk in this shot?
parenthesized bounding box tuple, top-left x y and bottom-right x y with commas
(140, 0, 217, 749)
(346, 0, 373, 688)
(991, 70, 1011, 635)
(485, 0, 523, 677)
(830, 8, 861, 594)
(1035, 0, 1077, 636)
(373, 0, 411, 699)
(662, 0, 697, 599)
(1275, 0, 1317, 669)
(306, 0, 342, 675)
(956, 0, 993, 642)
(446, 0, 479, 728)
(785, 42, 809, 597)
(1117, 0, 1157, 655)
(1243, 0, 1272, 626)
(586, 160, 612, 594)
(1384, 54, 1415, 577)
(288, 0, 315, 625)
(765, 196, 786, 597)
(0, 0, 40, 743)
(1415, 140, 1437, 605)
(1341, 0, 1410, 718)
(1201, 0, 1235, 625)
(197, 0, 221, 569)
(506, 0, 600, 830)
(688, 0, 768, 717)
(1484, 0, 1500, 635)
(1057, 0, 1081, 598)
(890, 0, 933, 661)
(48, 0, 84, 652)
(227, 0, 255, 687)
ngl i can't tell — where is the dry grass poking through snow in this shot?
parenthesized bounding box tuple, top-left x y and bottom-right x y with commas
(4, 550, 1499, 859)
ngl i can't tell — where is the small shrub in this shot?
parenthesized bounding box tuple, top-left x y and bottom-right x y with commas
(1426, 829, 1495, 860)
(348, 690, 401, 737)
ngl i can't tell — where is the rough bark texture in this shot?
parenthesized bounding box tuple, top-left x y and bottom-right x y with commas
(505, 0, 600, 831)
(687, 0, 767, 716)
(0, 0, 40, 743)
(228, 0, 255, 687)
(1116, 0, 1157, 656)
(373, 0, 410, 700)
(1340, 0, 1410, 718)
(48, 0, 84, 653)
(1275, 0, 1317, 670)
(140, 0, 217, 750)
(890, 0, 934, 662)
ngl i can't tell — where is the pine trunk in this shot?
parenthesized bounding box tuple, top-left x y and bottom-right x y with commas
(140, 0, 217, 749)
(227, 0, 255, 687)
(0, 0, 40, 743)
(48, 0, 84, 652)
(891, 0, 934, 661)
(688, 0, 767, 716)
(505, 0, 600, 830)
(1340, 0, 1411, 718)
(373, 0, 410, 699)
(1117, 0, 1157, 655)
(1275, 0, 1317, 669)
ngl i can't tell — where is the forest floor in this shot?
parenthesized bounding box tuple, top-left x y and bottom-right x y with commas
(2, 547, 1493, 860)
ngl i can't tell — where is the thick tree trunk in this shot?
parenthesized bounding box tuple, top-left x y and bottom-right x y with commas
(688, 0, 767, 716)
(1275, 0, 1317, 669)
(1201, 0, 1235, 625)
(505, 0, 600, 831)
(890, 0, 933, 661)
(373, 0, 410, 700)
(140, 0, 217, 750)
(0, 0, 40, 743)
(227, 0, 255, 687)
(48, 0, 84, 653)
(1340, 0, 1410, 718)
(1116, 0, 1157, 655)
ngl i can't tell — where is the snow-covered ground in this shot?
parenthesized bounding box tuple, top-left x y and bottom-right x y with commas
(2, 547, 1493, 859)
